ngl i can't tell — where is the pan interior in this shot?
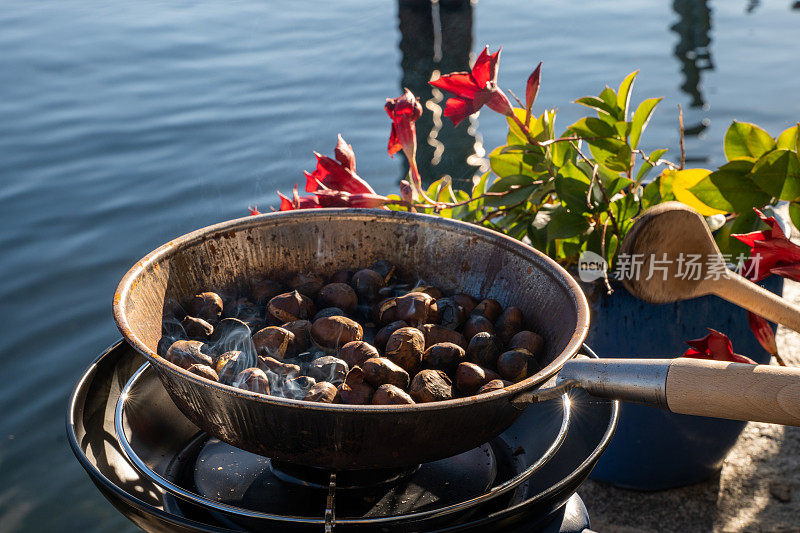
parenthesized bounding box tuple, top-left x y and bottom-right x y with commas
(117, 210, 586, 392)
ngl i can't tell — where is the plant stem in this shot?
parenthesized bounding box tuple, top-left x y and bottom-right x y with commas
(570, 140, 622, 241)
(678, 104, 686, 170)
(508, 111, 539, 146)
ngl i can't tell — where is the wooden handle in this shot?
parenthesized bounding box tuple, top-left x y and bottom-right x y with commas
(709, 273, 800, 333)
(666, 358, 800, 426)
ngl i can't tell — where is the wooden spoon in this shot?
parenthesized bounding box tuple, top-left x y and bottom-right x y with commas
(619, 201, 800, 333)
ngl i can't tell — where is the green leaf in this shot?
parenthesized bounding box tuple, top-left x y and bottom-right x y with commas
(658, 171, 676, 201)
(751, 149, 800, 200)
(587, 138, 632, 173)
(724, 121, 775, 161)
(489, 145, 534, 178)
(547, 206, 590, 241)
(599, 87, 623, 120)
(485, 175, 537, 208)
(789, 202, 800, 232)
(472, 171, 491, 198)
(600, 171, 634, 198)
(635, 148, 668, 182)
(689, 160, 770, 212)
(641, 179, 662, 208)
(507, 108, 546, 144)
(617, 70, 639, 120)
(610, 194, 639, 234)
(574, 96, 617, 117)
(777, 126, 799, 151)
(568, 117, 617, 139)
(630, 97, 662, 150)
(555, 163, 593, 211)
(550, 135, 574, 167)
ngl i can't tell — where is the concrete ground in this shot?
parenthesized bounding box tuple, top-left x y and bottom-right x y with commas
(580, 280, 800, 532)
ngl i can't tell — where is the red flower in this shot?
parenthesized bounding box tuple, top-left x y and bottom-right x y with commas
(683, 328, 756, 364)
(429, 46, 514, 126)
(277, 186, 389, 212)
(303, 136, 374, 195)
(732, 209, 800, 282)
(747, 312, 778, 357)
(278, 185, 321, 211)
(525, 62, 542, 112)
(385, 89, 423, 161)
(248, 206, 261, 216)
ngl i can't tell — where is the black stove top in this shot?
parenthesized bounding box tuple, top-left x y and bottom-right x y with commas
(68, 341, 618, 532)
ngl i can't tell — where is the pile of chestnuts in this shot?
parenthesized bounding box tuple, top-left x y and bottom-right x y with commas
(159, 260, 544, 405)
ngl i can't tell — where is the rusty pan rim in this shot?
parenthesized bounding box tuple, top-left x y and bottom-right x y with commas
(113, 208, 589, 412)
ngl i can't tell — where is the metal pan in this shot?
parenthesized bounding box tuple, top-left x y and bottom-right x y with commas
(113, 208, 800, 471)
(113, 209, 590, 470)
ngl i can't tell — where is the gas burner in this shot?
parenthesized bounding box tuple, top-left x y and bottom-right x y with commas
(69, 341, 619, 532)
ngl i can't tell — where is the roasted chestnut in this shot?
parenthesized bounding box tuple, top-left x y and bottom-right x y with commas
(435, 297, 467, 330)
(210, 318, 253, 354)
(509, 330, 544, 355)
(181, 316, 214, 339)
(337, 366, 374, 405)
(233, 367, 270, 394)
(476, 379, 512, 394)
(497, 349, 534, 382)
(351, 268, 385, 302)
(187, 364, 219, 381)
(373, 297, 399, 326)
(314, 307, 346, 321)
(495, 306, 524, 345)
(310, 316, 363, 350)
(307, 355, 349, 384)
(339, 341, 379, 368)
(422, 342, 466, 374)
(215, 350, 247, 384)
(257, 356, 301, 380)
(455, 362, 500, 395)
(394, 292, 435, 326)
(361, 357, 410, 389)
(409, 369, 452, 403)
(281, 320, 311, 352)
(420, 324, 467, 349)
(189, 292, 224, 324)
(165, 340, 214, 369)
(252, 326, 297, 360)
(471, 298, 502, 322)
(286, 271, 324, 298)
(452, 293, 477, 315)
(369, 260, 396, 283)
(384, 327, 425, 374)
(330, 268, 355, 285)
(374, 320, 408, 351)
(373, 384, 415, 405)
(462, 315, 495, 340)
(318, 283, 358, 314)
(411, 285, 444, 300)
(268, 291, 315, 323)
(466, 332, 501, 368)
(283, 375, 317, 399)
(304, 381, 339, 403)
(251, 278, 285, 304)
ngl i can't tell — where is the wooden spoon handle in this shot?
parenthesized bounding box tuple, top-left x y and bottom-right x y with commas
(708, 273, 800, 333)
(666, 358, 800, 426)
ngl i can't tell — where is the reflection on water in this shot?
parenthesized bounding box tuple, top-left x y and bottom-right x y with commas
(1, 1, 799, 531)
(670, 0, 713, 163)
(397, 0, 486, 188)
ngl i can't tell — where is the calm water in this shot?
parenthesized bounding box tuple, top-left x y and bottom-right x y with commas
(0, 1, 798, 530)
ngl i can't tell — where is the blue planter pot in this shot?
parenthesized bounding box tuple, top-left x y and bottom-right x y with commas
(582, 276, 783, 490)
